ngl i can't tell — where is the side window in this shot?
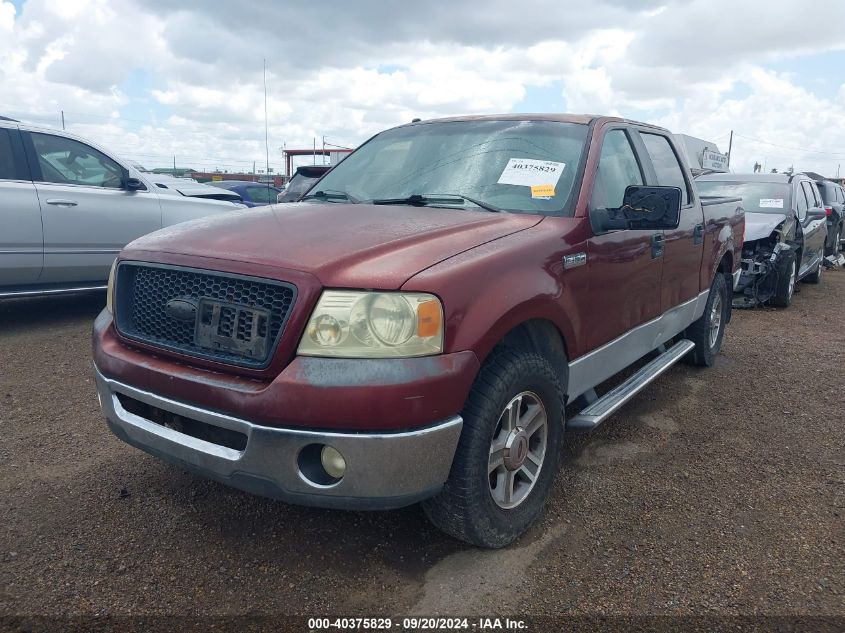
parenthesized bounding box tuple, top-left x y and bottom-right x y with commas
(246, 186, 275, 204)
(590, 129, 644, 211)
(30, 132, 124, 189)
(640, 133, 690, 205)
(797, 182, 810, 219)
(809, 182, 822, 207)
(0, 129, 19, 180)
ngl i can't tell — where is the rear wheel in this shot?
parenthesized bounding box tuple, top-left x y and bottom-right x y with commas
(422, 349, 564, 548)
(683, 273, 728, 367)
(770, 253, 796, 308)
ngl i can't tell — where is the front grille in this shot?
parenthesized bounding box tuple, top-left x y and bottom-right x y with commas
(114, 262, 296, 368)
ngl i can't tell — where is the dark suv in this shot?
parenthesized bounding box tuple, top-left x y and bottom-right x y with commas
(811, 178, 844, 255)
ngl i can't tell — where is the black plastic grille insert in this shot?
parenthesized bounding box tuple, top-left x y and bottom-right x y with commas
(114, 262, 296, 368)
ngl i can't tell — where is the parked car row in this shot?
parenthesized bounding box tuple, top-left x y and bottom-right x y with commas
(92, 113, 745, 548)
(696, 172, 833, 308)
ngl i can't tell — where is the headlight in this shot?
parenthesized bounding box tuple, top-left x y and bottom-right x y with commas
(297, 291, 443, 358)
(106, 259, 118, 314)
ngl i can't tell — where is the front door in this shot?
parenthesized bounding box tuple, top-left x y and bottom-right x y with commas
(637, 131, 703, 309)
(25, 131, 162, 284)
(798, 180, 827, 275)
(586, 128, 663, 350)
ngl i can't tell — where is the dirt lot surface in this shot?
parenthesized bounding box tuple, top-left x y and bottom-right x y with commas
(1, 271, 844, 628)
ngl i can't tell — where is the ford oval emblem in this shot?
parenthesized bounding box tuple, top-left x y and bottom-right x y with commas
(164, 298, 198, 322)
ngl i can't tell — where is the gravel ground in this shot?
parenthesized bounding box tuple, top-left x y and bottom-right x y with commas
(1, 271, 843, 627)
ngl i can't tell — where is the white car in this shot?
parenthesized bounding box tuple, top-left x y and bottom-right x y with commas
(0, 119, 247, 297)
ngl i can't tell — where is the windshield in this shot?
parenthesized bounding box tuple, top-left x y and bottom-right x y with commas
(280, 173, 320, 201)
(305, 120, 589, 215)
(697, 180, 790, 214)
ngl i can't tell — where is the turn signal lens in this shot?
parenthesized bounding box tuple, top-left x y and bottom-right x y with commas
(417, 299, 442, 337)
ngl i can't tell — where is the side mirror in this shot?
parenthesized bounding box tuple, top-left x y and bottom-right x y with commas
(124, 177, 146, 192)
(806, 208, 826, 221)
(592, 185, 682, 233)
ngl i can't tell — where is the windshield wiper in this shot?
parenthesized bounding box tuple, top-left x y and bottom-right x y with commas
(370, 193, 501, 213)
(301, 189, 359, 203)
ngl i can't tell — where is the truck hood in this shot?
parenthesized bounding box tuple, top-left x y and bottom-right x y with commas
(125, 203, 542, 288)
(744, 212, 788, 242)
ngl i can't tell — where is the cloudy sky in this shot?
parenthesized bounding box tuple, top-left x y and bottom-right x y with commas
(2, 0, 845, 176)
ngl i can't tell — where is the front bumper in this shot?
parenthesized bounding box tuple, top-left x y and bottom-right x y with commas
(95, 367, 462, 510)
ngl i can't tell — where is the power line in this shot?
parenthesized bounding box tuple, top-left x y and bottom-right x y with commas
(733, 133, 845, 157)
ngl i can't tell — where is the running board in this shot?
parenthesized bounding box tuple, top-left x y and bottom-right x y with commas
(566, 339, 695, 431)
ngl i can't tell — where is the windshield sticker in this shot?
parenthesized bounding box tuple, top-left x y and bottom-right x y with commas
(759, 198, 784, 208)
(498, 158, 565, 187)
(530, 184, 556, 199)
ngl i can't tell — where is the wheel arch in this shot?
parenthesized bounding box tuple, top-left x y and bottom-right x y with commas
(493, 318, 570, 395)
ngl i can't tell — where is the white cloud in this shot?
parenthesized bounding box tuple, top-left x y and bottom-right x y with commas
(1, 0, 844, 176)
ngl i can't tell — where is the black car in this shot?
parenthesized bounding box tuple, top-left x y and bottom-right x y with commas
(697, 173, 828, 308)
(810, 178, 844, 255)
(277, 165, 331, 203)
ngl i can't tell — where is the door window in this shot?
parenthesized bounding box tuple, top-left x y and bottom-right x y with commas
(807, 182, 821, 207)
(31, 132, 124, 188)
(0, 129, 18, 180)
(797, 182, 810, 220)
(246, 185, 276, 204)
(590, 129, 644, 211)
(640, 133, 690, 205)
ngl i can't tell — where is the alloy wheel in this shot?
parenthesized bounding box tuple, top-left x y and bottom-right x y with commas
(488, 391, 548, 509)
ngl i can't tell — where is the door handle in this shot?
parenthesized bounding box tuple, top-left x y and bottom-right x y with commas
(46, 199, 78, 207)
(693, 223, 704, 245)
(651, 233, 665, 259)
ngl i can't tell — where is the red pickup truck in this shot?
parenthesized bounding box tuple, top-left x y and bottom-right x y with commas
(93, 114, 744, 547)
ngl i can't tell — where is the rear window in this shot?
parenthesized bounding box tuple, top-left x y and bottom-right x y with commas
(696, 180, 790, 214)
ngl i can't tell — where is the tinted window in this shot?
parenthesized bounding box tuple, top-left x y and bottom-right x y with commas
(640, 133, 690, 205)
(31, 132, 124, 188)
(807, 181, 821, 207)
(308, 120, 590, 216)
(696, 180, 790, 215)
(246, 185, 276, 204)
(590, 129, 643, 211)
(797, 182, 810, 218)
(0, 129, 18, 180)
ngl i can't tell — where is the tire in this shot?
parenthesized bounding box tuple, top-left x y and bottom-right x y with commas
(422, 348, 564, 548)
(769, 251, 797, 308)
(683, 272, 728, 367)
(804, 256, 822, 284)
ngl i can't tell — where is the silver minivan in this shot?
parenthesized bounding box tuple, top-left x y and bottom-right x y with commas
(0, 119, 246, 297)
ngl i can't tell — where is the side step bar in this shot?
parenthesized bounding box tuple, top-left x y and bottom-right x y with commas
(567, 339, 695, 431)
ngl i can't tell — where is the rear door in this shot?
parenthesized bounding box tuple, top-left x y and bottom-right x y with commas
(637, 131, 702, 310)
(0, 126, 43, 287)
(24, 130, 162, 284)
(586, 127, 663, 350)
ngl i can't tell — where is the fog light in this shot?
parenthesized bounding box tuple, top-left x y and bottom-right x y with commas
(320, 446, 346, 479)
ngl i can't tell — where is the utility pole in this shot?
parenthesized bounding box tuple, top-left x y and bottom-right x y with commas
(173, 155, 176, 172)
(313, 137, 316, 164)
(322, 135, 326, 165)
(61, 110, 65, 130)
(726, 130, 733, 168)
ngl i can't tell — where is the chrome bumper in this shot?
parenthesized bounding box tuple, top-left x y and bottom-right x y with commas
(94, 367, 462, 510)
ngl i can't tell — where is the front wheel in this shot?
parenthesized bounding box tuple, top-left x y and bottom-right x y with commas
(683, 272, 728, 367)
(769, 252, 796, 308)
(422, 349, 564, 548)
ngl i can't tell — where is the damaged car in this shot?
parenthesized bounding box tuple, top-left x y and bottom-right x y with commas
(697, 173, 828, 308)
